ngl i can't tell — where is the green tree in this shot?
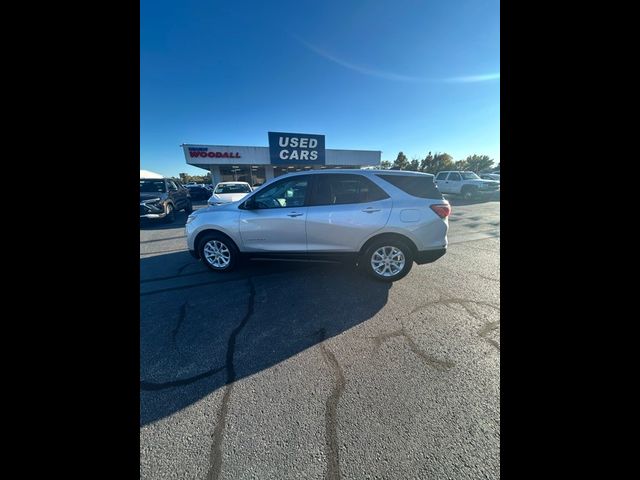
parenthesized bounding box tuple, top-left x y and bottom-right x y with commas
(391, 151, 409, 170)
(464, 154, 494, 173)
(420, 152, 434, 172)
(408, 157, 420, 171)
(454, 159, 469, 171)
(379, 160, 392, 169)
(421, 152, 454, 174)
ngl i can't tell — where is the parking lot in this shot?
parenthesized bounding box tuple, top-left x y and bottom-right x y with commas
(140, 195, 500, 479)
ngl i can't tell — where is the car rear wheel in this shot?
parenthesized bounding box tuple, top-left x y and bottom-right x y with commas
(198, 233, 238, 272)
(362, 240, 413, 282)
(461, 185, 477, 200)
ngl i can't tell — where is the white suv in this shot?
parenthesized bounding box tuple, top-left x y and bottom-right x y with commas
(435, 171, 500, 199)
(186, 170, 450, 282)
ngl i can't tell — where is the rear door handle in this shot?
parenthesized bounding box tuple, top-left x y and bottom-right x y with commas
(287, 212, 304, 217)
(362, 207, 381, 213)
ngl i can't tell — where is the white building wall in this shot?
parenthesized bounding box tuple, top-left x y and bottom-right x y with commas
(183, 144, 381, 168)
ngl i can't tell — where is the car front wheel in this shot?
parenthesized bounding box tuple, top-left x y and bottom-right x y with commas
(164, 203, 175, 223)
(362, 240, 413, 282)
(198, 233, 238, 272)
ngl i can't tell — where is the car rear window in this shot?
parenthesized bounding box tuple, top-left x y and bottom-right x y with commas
(376, 174, 443, 199)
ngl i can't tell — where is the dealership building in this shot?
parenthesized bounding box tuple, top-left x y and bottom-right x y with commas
(182, 132, 381, 186)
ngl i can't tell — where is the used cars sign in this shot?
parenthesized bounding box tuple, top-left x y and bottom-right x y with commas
(268, 132, 325, 165)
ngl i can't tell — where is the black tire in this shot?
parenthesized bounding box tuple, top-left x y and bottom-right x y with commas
(184, 200, 193, 214)
(164, 203, 176, 223)
(461, 185, 477, 201)
(198, 233, 239, 272)
(361, 239, 414, 282)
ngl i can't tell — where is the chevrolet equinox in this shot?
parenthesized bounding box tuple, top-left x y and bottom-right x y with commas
(185, 170, 450, 282)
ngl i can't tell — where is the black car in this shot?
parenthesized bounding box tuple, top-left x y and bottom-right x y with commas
(185, 185, 212, 201)
(140, 178, 192, 223)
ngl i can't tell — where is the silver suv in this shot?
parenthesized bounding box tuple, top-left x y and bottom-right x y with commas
(185, 170, 450, 282)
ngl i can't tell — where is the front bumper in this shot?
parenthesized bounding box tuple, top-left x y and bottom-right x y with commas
(140, 203, 166, 219)
(477, 186, 500, 194)
(414, 248, 447, 265)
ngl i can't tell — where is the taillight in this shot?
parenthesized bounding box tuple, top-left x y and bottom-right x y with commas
(430, 203, 451, 218)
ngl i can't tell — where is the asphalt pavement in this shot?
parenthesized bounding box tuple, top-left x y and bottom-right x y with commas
(140, 195, 500, 479)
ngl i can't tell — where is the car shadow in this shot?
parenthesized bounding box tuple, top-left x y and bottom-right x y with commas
(445, 191, 500, 206)
(140, 251, 391, 426)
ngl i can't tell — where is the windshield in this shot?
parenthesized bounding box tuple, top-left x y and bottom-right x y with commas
(215, 184, 251, 194)
(140, 179, 166, 193)
(461, 172, 480, 180)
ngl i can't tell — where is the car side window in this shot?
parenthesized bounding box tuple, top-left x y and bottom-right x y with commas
(253, 177, 309, 209)
(448, 172, 461, 181)
(436, 172, 448, 180)
(311, 174, 389, 206)
(167, 180, 178, 191)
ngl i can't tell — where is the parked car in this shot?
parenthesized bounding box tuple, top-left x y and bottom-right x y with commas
(435, 171, 500, 199)
(140, 176, 192, 223)
(480, 173, 500, 181)
(186, 170, 450, 282)
(207, 181, 253, 206)
(185, 185, 211, 201)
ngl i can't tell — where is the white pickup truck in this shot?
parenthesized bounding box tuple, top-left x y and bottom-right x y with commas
(435, 171, 500, 199)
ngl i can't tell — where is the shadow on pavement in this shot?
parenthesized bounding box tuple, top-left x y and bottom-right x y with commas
(140, 252, 391, 426)
(445, 191, 500, 206)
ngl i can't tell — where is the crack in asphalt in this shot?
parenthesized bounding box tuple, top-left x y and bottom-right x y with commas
(477, 274, 500, 282)
(410, 298, 500, 316)
(410, 298, 500, 352)
(171, 302, 188, 355)
(372, 329, 455, 370)
(478, 320, 501, 351)
(207, 278, 256, 480)
(140, 277, 251, 297)
(139, 270, 209, 284)
(140, 366, 227, 391)
(177, 261, 200, 275)
(317, 329, 345, 480)
(139, 268, 316, 296)
(141, 302, 229, 391)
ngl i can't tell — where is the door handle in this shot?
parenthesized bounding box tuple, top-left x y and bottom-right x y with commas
(362, 207, 381, 213)
(287, 212, 304, 217)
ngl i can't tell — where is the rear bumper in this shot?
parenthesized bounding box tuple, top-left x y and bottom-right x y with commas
(414, 248, 447, 265)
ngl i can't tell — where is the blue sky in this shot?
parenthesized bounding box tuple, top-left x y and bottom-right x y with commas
(141, 0, 500, 176)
